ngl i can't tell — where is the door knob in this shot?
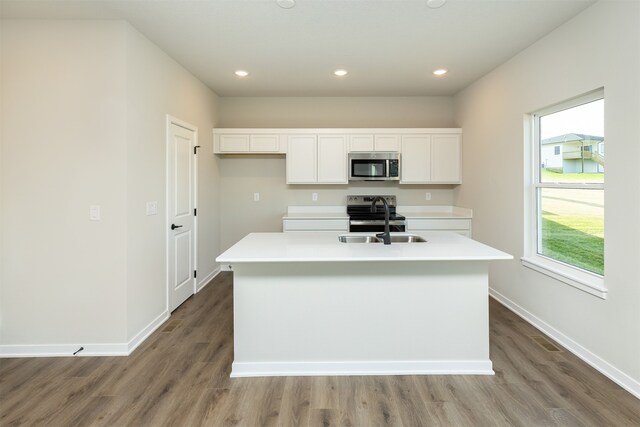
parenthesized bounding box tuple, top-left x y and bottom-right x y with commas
(171, 224, 183, 230)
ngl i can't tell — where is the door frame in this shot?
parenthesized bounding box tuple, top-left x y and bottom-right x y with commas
(165, 114, 198, 313)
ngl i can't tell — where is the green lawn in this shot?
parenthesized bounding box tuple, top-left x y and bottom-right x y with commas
(540, 213, 604, 275)
(541, 168, 603, 183)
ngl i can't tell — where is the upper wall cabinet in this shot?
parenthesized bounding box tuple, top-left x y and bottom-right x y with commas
(349, 134, 400, 152)
(213, 130, 285, 153)
(213, 128, 461, 185)
(286, 134, 348, 184)
(400, 133, 462, 184)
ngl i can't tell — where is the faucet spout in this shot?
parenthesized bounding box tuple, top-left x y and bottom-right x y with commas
(370, 196, 391, 245)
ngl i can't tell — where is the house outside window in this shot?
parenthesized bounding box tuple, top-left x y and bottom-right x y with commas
(523, 89, 606, 298)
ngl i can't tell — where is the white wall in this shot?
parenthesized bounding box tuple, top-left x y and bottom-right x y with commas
(217, 96, 457, 250)
(219, 96, 454, 128)
(0, 20, 221, 353)
(124, 24, 220, 341)
(454, 0, 640, 392)
(1, 20, 129, 346)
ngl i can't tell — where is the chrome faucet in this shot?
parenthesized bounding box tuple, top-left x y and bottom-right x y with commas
(370, 196, 391, 245)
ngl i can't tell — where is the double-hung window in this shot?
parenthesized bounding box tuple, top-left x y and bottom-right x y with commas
(523, 89, 606, 298)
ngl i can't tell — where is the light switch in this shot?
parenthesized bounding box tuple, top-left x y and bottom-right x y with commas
(254, 192, 260, 202)
(312, 193, 318, 202)
(146, 201, 158, 216)
(89, 205, 101, 221)
(425, 192, 432, 201)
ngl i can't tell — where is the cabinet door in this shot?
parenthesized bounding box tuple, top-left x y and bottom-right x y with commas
(219, 134, 249, 152)
(250, 134, 279, 152)
(318, 135, 348, 184)
(400, 135, 431, 183)
(431, 135, 462, 183)
(286, 135, 317, 183)
(374, 135, 400, 152)
(349, 135, 374, 152)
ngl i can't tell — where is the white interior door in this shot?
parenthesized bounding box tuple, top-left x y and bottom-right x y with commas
(167, 119, 197, 312)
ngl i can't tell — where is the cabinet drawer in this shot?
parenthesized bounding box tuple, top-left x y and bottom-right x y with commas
(283, 219, 349, 231)
(407, 219, 471, 230)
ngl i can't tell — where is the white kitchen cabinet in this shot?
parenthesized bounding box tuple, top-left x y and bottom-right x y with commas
(214, 132, 282, 153)
(214, 128, 461, 184)
(406, 218, 472, 237)
(349, 134, 399, 152)
(374, 135, 400, 152)
(317, 135, 348, 183)
(283, 219, 349, 232)
(218, 134, 249, 152)
(400, 133, 461, 184)
(287, 134, 347, 184)
(349, 135, 374, 152)
(431, 134, 462, 183)
(286, 135, 317, 183)
(400, 135, 431, 183)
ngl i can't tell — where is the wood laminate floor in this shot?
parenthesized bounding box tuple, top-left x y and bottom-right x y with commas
(1, 272, 639, 426)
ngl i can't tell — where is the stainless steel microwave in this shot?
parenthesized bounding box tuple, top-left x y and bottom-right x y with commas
(348, 152, 400, 181)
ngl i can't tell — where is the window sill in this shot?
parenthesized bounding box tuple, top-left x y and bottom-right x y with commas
(521, 256, 607, 299)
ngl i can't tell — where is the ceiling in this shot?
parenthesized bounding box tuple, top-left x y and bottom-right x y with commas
(1, 0, 596, 97)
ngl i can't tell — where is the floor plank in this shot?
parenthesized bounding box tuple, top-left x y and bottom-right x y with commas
(1, 271, 639, 426)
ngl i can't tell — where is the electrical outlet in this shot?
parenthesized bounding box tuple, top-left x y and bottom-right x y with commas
(254, 192, 260, 202)
(425, 192, 432, 201)
(312, 193, 318, 202)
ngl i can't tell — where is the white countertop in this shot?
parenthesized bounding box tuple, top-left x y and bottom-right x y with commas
(216, 232, 512, 263)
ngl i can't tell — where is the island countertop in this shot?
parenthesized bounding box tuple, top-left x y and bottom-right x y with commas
(216, 231, 512, 263)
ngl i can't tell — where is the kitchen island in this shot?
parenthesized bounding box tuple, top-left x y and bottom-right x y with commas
(216, 231, 512, 377)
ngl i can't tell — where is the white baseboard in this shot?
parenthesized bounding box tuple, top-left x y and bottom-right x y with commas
(0, 343, 129, 358)
(0, 310, 170, 358)
(489, 288, 640, 400)
(196, 266, 221, 292)
(0, 267, 226, 359)
(127, 310, 170, 354)
(231, 360, 494, 377)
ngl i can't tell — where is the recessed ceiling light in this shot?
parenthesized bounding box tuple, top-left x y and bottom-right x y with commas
(426, 0, 447, 8)
(334, 69, 348, 77)
(234, 70, 249, 77)
(433, 68, 448, 76)
(276, 0, 296, 9)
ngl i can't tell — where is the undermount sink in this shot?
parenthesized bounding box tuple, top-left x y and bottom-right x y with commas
(338, 234, 427, 244)
(389, 235, 427, 243)
(338, 235, 383, 243)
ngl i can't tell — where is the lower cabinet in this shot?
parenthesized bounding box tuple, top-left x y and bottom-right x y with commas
(283, 219, 349, 232)
(406, 218, 472, 237)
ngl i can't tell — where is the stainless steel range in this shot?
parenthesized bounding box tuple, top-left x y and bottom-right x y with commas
(346, 195, 406, 233)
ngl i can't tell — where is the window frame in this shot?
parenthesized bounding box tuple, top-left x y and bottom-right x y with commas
(522, 89, 607, 299)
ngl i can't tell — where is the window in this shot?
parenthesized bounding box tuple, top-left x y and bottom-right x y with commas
(523, 89, 606, 298)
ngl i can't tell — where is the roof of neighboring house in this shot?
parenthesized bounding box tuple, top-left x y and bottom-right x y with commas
(542, 133, 604, 145)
